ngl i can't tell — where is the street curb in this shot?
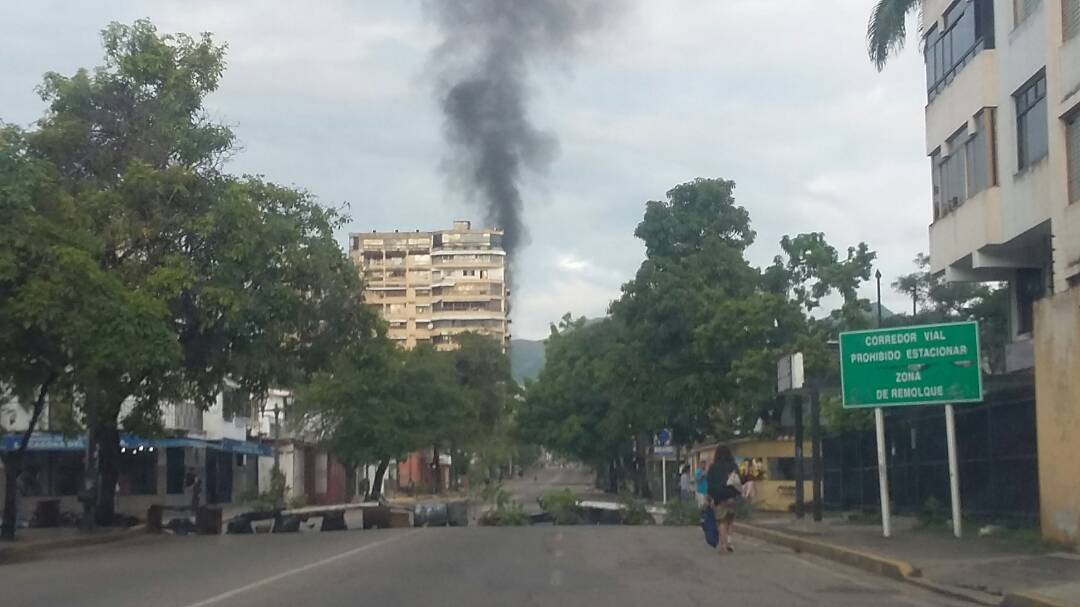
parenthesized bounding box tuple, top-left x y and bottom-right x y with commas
(734, 522, 920, 581)
(0, 524, 147, 564)
(1001, 592, 1080, 607)
(734, 522, 1009, 605)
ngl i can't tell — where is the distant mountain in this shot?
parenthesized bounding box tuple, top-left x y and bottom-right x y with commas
(510, 338, 546, 384)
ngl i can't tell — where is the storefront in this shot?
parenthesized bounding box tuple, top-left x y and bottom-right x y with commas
(0, 432, 270, 522)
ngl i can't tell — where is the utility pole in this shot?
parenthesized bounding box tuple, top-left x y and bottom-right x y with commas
(793, 395, 805, 519)
(810, 381, 823, 522)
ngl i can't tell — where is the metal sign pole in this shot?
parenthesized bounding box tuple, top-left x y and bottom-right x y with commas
(874, 408, 891, 538)
(945, 404, 962, 538)
(661, 457, 667, 504)
(794, 398, 805, 519)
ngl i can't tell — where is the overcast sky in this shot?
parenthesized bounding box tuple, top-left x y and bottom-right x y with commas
(1, 0, 930, 340)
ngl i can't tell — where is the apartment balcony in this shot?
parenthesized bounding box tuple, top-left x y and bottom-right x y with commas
(431, 310, 505, 320)
(929, 187, 1003, 274)
(925, 50, 998, 154)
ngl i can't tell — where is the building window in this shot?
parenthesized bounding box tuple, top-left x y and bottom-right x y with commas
(1068, 112, 1080, 203)
(967, 108, 997, 195)
(222, 387, 249, 423)
(932, 109, 998, 220)
(350, 236, 359, 251)
(925, 0, 995, 99)
(1014, 0, 1041, 25)
(1067, 0, 1080, 40)
(1015, 73, 1048, 171)
(119, 451, 158, 496)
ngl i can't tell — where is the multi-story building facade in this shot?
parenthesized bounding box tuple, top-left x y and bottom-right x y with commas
(350, 220, 510, 351)
(920, 0, 1080, 546)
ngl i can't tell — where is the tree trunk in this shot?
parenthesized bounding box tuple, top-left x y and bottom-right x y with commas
(449, 442, 459, 491)
(344, 463, 357, 503)
(368, 460, 389, 501)
(93, 420, 121, 527)
(606, 459, 619, 494)
(635, 435, 652, 499)
(431, 445, 441, 495)
(1, 453, 21, 541)
(2, 376, 55, 540)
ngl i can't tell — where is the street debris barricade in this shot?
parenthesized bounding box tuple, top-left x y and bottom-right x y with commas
(413, 500, 470, 527)
(224, 502, 418, 534)
(147, 504, 222, 535)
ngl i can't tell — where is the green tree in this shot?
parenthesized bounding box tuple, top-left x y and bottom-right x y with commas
(867, 0, 920, 70)
(889, 253, 1009, 374)
(519, 315, 630, 492)
(4, 20, 368, 526)
(448, 333, 517, 487)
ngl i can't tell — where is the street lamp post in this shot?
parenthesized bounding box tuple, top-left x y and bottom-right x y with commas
(875, 269, 883, 327)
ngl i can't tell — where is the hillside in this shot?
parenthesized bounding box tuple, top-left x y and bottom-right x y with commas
(510, 338, 546, 384)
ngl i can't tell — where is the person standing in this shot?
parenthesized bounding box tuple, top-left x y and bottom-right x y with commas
(694, 461, 708, 507)
(678, 465, 692, 501)
(706, 446, 742, 552)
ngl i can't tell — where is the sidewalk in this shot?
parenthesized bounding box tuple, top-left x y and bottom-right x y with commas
(741, 514, 1080, 606)
(0, 524, 146, 563)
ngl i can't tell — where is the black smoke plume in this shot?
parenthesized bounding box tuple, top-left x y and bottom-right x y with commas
(426, 0, 610, 257)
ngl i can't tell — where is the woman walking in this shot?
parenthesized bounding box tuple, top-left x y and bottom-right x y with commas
(706, 446, 742, 552)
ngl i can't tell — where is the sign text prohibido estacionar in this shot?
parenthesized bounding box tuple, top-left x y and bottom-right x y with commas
(839, 321, 983, 408)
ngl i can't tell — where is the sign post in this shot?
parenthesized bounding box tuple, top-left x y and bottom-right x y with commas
(945, 404, 962, 538)
(777, 353, 807, 517)
(655, 430, 675, 504)
(839, 321, 982, 539)
(874, 408, 891, 537)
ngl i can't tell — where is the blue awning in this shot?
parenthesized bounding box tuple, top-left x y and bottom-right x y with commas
(0, 433, 86, 452)
(1, 433, 270, 457)
(219, 438, 273, 457)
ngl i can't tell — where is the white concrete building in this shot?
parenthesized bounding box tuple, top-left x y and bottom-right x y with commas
(920, 0, 1080, 546)
(349, 220, 510, 351)
(0, 387, 266, 522)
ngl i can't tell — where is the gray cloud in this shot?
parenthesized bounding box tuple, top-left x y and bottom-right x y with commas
(0, 0, 932, 338)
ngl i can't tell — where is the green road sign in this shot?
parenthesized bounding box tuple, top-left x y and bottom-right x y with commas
(839, 321, 983, 408)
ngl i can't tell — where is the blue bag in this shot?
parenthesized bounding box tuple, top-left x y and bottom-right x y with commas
(701, 504, 719, 548)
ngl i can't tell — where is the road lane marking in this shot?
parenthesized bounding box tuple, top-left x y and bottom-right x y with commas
(179, 531, 418, 607)
(550, 570, 564, 587)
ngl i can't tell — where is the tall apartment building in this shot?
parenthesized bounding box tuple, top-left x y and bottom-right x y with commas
(919, 0, 1079, 546)
(349, 220, 509, 350)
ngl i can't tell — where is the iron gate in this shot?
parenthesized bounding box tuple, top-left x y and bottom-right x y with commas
(823, 379, 1038, 521)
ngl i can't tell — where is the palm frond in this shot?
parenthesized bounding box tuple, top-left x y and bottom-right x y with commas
(867, 0, 921, 71)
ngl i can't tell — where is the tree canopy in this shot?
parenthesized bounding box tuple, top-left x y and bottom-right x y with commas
(1, 19, 376, 528)
(521, 178, 878, 495)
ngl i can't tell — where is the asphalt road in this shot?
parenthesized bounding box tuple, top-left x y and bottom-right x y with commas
(0, 471, 970, 607)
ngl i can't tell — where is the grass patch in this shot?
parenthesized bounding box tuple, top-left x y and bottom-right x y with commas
(662, 499, 701, 526)
(480, 503, 530, 526)
(540, 489, 583, 525)
(618, 493, 654, 525)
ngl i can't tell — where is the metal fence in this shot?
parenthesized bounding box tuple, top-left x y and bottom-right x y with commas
(823, 379, 1038, 521)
